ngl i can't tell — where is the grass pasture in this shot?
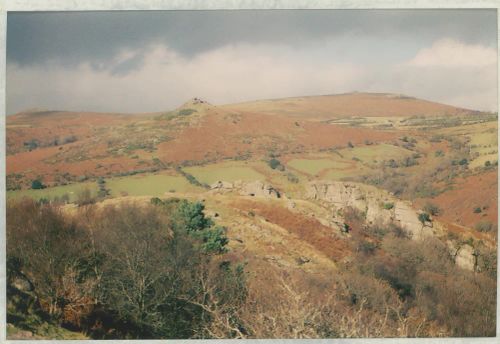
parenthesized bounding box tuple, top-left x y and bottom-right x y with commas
(328, 116, 403, 129)
(7, 182, 99, 202)
(287, 158, 352, 176)
(7, 173, 205, 202)
(321, 166, 368, 180)
(107, 173, 200, 197)
(184, 161, 265, 185)
(431, 121, 497, 169)
(470, 153, 497, 169)
(469, 130, 498, 168)
(339, 143, 412, 164)
(285, 153, 368, 181)
(469, 130, 497, 147)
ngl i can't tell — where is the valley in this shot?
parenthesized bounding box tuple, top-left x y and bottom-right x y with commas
(6, 92, 498, 339)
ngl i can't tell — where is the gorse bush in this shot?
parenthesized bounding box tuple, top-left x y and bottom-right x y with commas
(31, 179, 45, 190)
(193, 226, 229, 254)
(382, 202, 394, 210)
(172, 200, 214, 232)
(287, 172, 299, 183)
(268, 158, 284, 171)
(151, 198, 229, 255)
(418, 212, 431, 225)
(435, 150, 444, 157)
(423, 202, 440, 216)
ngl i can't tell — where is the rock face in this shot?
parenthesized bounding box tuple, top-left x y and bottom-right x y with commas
(239, 181, 280, 198)
(209, 180, 281, 199)
(306, 181, 476, 271)
(306, 181, 369, 211)
(449, 242, 478, 271)
(393, 201, 435, 240)
(306, 181, 436, 240)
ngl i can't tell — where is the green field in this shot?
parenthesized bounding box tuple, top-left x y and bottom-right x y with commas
(469, 131, 497, 147)
(184, 162, 265, 185)
(7, 173, 204, 202)
(470, 154, 497, 169)
(467, 129, 498, 168)
(322, 166, 368, 180)
(7, 182, 99, 202)
(329, 116, 403, 129)
(287, 158, 352, 176)
(107, 174, 200, 197)
(434, 122, 498, 169)
(469, 131, 497, 155)
(339, 143, 412, 163)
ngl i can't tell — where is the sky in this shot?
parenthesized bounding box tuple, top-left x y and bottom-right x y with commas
(6, 9, 498, 114)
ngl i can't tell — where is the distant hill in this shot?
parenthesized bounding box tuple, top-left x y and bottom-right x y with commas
(8, 92, 478, 124)
(8, 109, 152, 124)
(6, 91, 490, 186)
(222, 92, 477, 118)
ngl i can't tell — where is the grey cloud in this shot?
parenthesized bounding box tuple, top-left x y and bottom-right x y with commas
(7, 9, 497, 69)
(6, 39, 497, 115)
(6, 10, 497, 114)
(109, 52, 145, 76)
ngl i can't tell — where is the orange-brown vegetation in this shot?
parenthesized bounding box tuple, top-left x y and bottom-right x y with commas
(232, 199, 350, 261)
(418, 170, 498, 230)
(223, 92, 473, 118)
(7, 102, 397, 187)
(6, 93, 498, 339)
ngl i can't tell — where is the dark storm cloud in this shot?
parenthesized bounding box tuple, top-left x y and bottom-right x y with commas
(7, 9, 497, 69)
(6, 9, 498, 114)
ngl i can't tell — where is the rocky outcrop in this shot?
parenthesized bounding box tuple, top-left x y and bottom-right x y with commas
(454, 245, 477, 271)
(306, 181, 437, 239)
(306, 181, 476, 270)
(448, 242, 479, 272)
(210, 180, 234, 190)
(393, 201, 435, 240)
(209, 180, 281, 199)
(240, 181, 280, 198)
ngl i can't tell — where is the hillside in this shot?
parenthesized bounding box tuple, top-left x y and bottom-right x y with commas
(6, 92, 498, 338)
(6, 93, 483, 181)
(222, 92, 476, 119)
